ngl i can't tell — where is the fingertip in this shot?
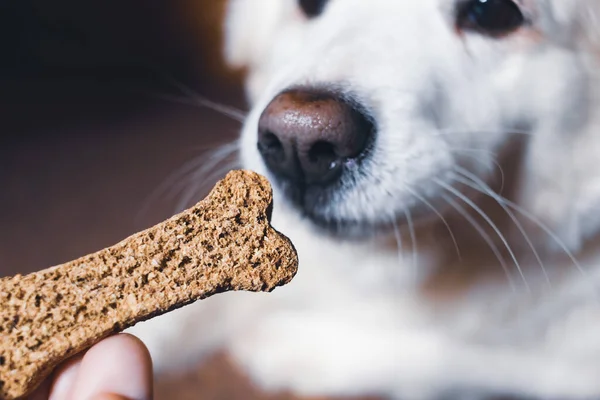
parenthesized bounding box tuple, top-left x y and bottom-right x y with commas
(90, 394, 131, 400)
(69, 334, 153, 400)
(47, 354, 84, 400)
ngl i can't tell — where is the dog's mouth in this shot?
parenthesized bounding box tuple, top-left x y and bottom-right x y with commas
(270, 163, 504, 241)
(305, 204, 442, 239)
(274, 177, 460, 239)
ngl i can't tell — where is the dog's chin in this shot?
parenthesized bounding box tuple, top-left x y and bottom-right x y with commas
(272, 177, 453, 240)
(273, 184, 379, 239)
(304, 213, 386, 240)
(306, 206, 444, 240)
(291, 195, 446, 241)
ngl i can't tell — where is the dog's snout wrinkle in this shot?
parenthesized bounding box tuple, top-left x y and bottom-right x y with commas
(257, 88, 373, 187)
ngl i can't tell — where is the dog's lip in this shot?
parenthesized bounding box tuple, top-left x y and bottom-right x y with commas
(302, 198, 446, 238)
(274, 179, 440, 237)
(296, 180, 489, 238)
(268, 160, 492, 238)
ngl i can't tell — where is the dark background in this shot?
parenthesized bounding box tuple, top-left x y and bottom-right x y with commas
(0, 0, 244, 278)
(0, 2, 374, 398)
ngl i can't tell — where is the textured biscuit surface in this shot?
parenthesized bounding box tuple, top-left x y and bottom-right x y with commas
(0, 170, 298, 400)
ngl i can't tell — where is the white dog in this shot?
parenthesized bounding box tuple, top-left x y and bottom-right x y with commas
(128, 1, 600, 398)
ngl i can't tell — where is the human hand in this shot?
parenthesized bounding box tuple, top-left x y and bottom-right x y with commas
(27, 334, 153, 400)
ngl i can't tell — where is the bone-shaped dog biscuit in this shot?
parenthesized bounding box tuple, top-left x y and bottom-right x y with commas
(0, 170, 298, 400)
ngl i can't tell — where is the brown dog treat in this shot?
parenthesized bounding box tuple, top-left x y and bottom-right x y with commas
(0, 170, 298, 400)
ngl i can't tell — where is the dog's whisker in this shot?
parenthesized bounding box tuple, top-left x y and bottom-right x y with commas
(175, 163, 239, 213)
(451, 167, 551, 289)
(439, 128, 533, 137)
(392, 217, 404, 266)
(441, 193, 517, 292)
(405, 186, 462, 262)
(175, 160, 240, 212)
(170, 142, 239, 199)
(167, 142, 239, 212)
(435, 178, 530, 292)
(403, 206, 418, 283)
(192, 141, 240, 177)
(502, 201, 600, 295)
(449, 147, 506, 194)
(144, 92, 247, 123)
(135, 151, 225, 226)
(197, 160, 241, 190)
(168, 146, 236, 195)
(157, 72, 248, 123)
(451, 170, 593, 289)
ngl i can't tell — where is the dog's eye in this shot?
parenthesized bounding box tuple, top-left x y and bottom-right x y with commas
(299, 0, 328, 18)
(456, 0, 525, 37)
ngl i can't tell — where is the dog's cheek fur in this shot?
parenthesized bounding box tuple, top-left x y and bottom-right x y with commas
(580, 1, 600, 49)
(223, 0, 285, 69)
(511, 1, 600, 252)
(224, 0, 306, 103)
(542, 0, 600, 49)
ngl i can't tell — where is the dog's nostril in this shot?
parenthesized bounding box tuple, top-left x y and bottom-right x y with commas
(262, 132, 282, 149)
(308, 141, 337, 164)
(257, 88, 373, 188)
(260, 131, 283, 153)
(258, 130, 287, 165)
(305, 140, 343, 183)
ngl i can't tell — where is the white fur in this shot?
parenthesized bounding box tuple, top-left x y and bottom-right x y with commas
(128, 1, 600, 398)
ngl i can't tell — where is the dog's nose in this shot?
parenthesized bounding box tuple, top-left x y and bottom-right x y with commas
(257, 89, 373, 186)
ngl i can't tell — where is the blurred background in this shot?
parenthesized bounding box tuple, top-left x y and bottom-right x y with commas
(0, 0, 244, 279)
